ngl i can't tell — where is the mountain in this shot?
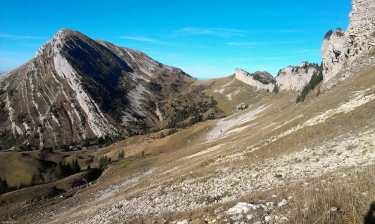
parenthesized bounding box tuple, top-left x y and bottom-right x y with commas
(0, 0, 374, 223)
(0, 29, 207, 151)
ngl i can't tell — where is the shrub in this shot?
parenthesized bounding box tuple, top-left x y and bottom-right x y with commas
(118, 150, 125, 159)
(272, 84, 279, 94)
(324, 29, 333, 40)
(296, 66, 323, 103)
(160, 132, 165, 138)
(98, 156, 112, 168)
(148, 82, 162, 92)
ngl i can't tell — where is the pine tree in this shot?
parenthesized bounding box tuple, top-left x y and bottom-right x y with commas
(30, 173, 45, 186)
(71, 159, 81, 173)
(0, 177, 8, 194)
(272, 84, 279, 94)
(55, 161, 63, 178)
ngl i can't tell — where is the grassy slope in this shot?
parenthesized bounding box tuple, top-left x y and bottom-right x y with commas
(0, 65, 374, 223)
(0, 149, 95, 187)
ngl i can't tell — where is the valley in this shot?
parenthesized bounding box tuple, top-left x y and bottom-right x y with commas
(0, 0, 374, 223)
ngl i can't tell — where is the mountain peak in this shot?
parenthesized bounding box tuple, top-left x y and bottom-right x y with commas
(1, 29, 196, 150)
(35, 28, 88, 58)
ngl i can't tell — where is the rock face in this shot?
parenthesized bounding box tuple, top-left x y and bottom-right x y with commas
(275, 62, 319, 91)
(0, 29, 193, 150)
(235, 68, 275, 91)
(237, 0, 375, 91)
(235, 62, 319, 92)
(321, 0, 375, 89)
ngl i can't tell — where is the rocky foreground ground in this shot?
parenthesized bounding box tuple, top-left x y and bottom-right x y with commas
(35, 125, 372, 224)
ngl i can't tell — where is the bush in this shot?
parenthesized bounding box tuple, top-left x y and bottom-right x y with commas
(118, 150, 125, 159)
(148, 82, 162, 92)
(324, 29, 333, 40)
(98, 156, 112, 168)
(272, 84, 279, 94)
(160, 132, 165, 138)
(238, 105, 249, 110)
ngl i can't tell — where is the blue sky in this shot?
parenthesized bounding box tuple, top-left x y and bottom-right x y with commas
(0, 0, 351, 79)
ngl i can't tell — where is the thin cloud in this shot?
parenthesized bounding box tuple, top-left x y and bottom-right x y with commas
(119, 36, 158, 43)
(0, 33, 44, 39)
(227, 40, 305, 46)
(173, 27, 252, 38)
(172, 28, 306, 38)
(119, 36, 180, 46)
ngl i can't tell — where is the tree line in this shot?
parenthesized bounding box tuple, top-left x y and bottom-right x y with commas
(296, 63, 324, 103)
(0, 158, 82, 195)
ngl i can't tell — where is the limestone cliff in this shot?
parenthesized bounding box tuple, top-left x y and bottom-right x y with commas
(321, 0, 375, 89)
(276, 62, 319, 91)
(235, 69, 275, 91)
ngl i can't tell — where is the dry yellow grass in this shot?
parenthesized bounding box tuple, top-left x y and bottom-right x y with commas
(0, 64, 374, 223)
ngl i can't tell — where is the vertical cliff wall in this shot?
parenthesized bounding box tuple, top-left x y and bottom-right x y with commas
(321, 0, 375, 89)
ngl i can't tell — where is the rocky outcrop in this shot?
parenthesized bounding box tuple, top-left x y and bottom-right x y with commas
(321, 0, 375, 89)
(276, 62, 319, 91)
(235, 62, 319, 92)
(235, 69, 275, 91)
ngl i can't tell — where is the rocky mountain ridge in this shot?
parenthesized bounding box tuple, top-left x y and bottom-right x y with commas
(0, 29, 195, 151)
(235, 0, 374, 92)
(235, 61, 320, 92)
(234, 69, 276, 91)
